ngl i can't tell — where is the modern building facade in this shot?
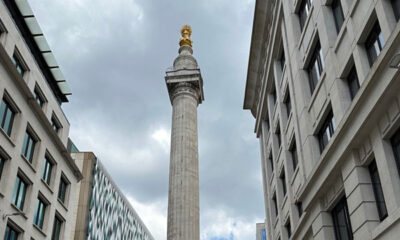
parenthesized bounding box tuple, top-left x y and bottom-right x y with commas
(256, 222, 267, 240)
(244, 0, 400, 239)
(71, 152, 154, 240)
(0, 0, 82, 239)
(165, 25, 204, 240)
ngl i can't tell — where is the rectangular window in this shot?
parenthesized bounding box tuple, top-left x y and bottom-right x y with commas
(0, 154, 5, 181)
(58, 177, 68, 203)
(276, 124, 281, 147)
(280, 171, 287, 196)
(392, 128, 400, 174)
(11, 53, 26, 76)
(365, 22, 384, 66)
(261, 229, 267, 240)
(347, 66, 360, 100)
(33, 87, 45, 107)
(318, 110, 336, 152)
(21, 130, 36, 163)
(299, 0, 313, 31)
(272, 87, 277, 107)
(392, 0, 400, 21)
(368, 160, 388, 221)
(296, 202, 303, 217)
(290, 141, 298, 170)
(51, 116, 61, 133)
(4, 225, 19, 240)
(52, 215, 63, 240)
(308, 42, 325, 93)
(12, 175, 27, 210)
(332, 0, 345, 33)
(272, 193, 278, 217)
(42, 157, 53, 185)
(284, 91, 291, 117)
(332, 196, 353, 240)
(0, 98, 15, 136)
(280, 48, 286, 71)
(269, 152, 274, 172)
(34, 197, 47, 229)
(285, 220, 291, 238)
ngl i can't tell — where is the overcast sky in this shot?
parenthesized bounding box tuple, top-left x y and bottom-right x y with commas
(29, 0, 262, 239)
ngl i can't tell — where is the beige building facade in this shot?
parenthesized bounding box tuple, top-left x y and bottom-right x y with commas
(0, 0, 82, 239)
(244, 0, 400, 240)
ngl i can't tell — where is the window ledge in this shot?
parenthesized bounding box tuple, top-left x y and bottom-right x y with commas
(40, 179, 54, 194)
(0, 127, 15, 147)
(307, 70, 327, 113)
(57, 198, 68, 212)
(285, 111, 293, 135)
(10, 203, 27, 219)
(21, 154, 36, 173)
(281, 194, 288, 209)
(33, 223, 47, 237)
(333, 25, 347, 53)
(373, 207, 400, 239)
(269, 171, 275, 186)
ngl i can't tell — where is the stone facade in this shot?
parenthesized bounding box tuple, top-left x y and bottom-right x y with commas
(71, 152, 154, 240)
(0, 0, 81, 239)
(165, 37, 204, 239)
(244, 0, 400, 239)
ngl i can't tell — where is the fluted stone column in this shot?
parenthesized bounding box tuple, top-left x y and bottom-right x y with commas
(165, 25, 204, 240)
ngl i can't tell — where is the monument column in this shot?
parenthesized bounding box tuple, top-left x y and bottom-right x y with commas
(165, 25, 204, 240)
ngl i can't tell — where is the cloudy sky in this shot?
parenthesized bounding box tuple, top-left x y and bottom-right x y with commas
(29, 0, 262, 239)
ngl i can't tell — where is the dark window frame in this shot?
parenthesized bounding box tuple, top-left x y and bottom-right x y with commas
(307, 41, 324, 94)
(284, 89, 291, 117)
(290, 140, 298, 170)
(269, 152, 274, 172)
(0, 97, 16, 136)
(276, 124, 281, 147)
(34, 197, 47, 229)
(331, 196, 353, 240)
(285, 219, 291, 238)
(272, 193, 278, 217)
(346, 66, 360, 100)
(12, 174, 28, 210)
(280, 171, 287, 197)
(392, 0, 400, 21)
(299, 0, 313, 31)
(368, 160, 388, 221)
(332, 0, 345, 33)
(33, 85, 45, 108)
(51, 214, 63, 240)
(42, 156, 53, 185)
(21, 130, 37, 163)
(318, 110, 336, 152)
(4, 224, 19, 240)
(58, 175, 69, 203)
(392, 128, 400, 175)
(365, 21, 384, 66)
(11, 50, 27, 77)
(296, 202, 303, 217)
(51, 114, 62, 133)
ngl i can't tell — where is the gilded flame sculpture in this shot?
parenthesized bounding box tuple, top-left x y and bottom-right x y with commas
(179, 25, 193, 47)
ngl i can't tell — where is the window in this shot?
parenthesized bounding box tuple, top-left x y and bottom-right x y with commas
(276, 124, 281, 147)
(284, 91, 291, 117)
(296, 202, 303, 217)
(331, 196, 353, 240)
(280, 48, 286, 71)
(280, 171, 287, 196)
(34, 197, 47, 229)
(392, 0, 400, 21)
(58, 176, 68, 203)
(318, 110, 336, 152)
(51, 115, 61, 133)
(368, 160, 388, 221)
(4, 225, 19, 240)
(365, 22, 384, 66)
(299, 0, 313, 31)
(0, 154, 5, 181)
(21, 130, 36, 163)
(272, 87, 277, 107)
(332, 0, 344, 33)
(11, 53, 26, 76)
(346, 66, 360, 100)
(0, 98, 15, 136)
(290, 140, 298, 170)
(269, 152, 274, 172)
(285, 220, 291, 238)
(261, 229, 267, 240)
(12, 175, 27, 210)
(52, 215, 63, 240)
(272, 193, 278, 217)
(33, 87, 45, 107)
(42, 156, 53, 185)
(308, 42, 324, 93)
(392, 128, 400, 174)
